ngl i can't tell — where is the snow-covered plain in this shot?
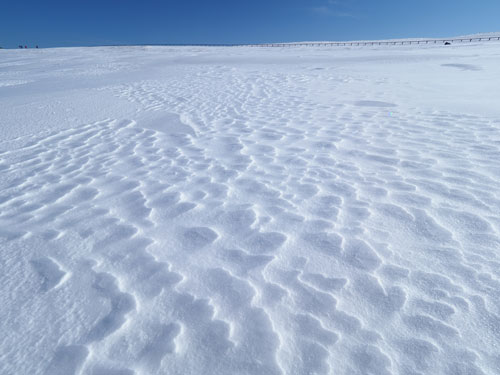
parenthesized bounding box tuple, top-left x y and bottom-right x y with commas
(1, 40, 500, 375)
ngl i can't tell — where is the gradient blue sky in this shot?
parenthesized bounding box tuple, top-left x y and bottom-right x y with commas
(2, 0, 499, 48)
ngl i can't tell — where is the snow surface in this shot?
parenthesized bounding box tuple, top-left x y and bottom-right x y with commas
(1, 40, 500, 375)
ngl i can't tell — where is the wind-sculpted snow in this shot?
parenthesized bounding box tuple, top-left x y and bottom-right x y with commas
(1, 41, 500, 374)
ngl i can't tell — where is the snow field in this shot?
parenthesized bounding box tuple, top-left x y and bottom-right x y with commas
(1, 40, 500, 374)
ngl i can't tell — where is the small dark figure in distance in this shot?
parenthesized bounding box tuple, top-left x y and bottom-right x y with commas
(444, 42, 451, 45)
(36, 45, 39, 48)
(19, 45, 23, 49)
(24, 45, 27, 48)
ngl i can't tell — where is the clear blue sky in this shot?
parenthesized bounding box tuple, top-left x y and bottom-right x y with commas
(1, 0, 499, 48)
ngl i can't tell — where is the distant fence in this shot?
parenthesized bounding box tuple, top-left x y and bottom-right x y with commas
(249, 37, 500, 47)
(252, 37, 500, 47)
(130, 37, 500, 48)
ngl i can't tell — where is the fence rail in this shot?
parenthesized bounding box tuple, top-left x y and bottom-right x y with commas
(129, 37, 500, 48)
(250, 37, 500, 48)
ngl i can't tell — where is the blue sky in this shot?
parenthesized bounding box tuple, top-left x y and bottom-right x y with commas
(2, 0, 499, 48)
